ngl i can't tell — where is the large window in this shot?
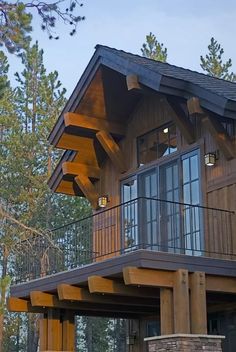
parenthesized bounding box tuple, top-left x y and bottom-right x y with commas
(137, 123, 177, 166)
(121, 149, 202, 255)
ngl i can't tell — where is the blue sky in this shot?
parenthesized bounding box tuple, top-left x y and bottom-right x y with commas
(7, 0, 236, 96)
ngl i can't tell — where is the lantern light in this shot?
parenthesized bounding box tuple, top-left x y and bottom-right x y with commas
(98, 196, 109, 208)
(204, 152, 216, 166)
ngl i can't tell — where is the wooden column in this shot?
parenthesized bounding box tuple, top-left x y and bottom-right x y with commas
(190, 272, 207, 334)
(47, 309, 62, 351)
(62, 311, 75, 351)
(39, 313, 48, 351)
(173, 269, 190, 334)
(160, 288, 174, 335)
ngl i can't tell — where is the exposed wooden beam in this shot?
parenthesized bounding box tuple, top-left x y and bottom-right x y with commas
(203, 114, 235, 160)
(30, 290, 155, 315)
(7, 297, 46, 313)
(58, 284, 158, 307)
(187, 97, 204, 116)
(206, 275, 236, 294)
(167, 97, 195, 144)
(160, 288, 174, 335)
(123, 267, 173, 288)
(62, 161, 100, 179)
(208, 302, 236, 314)
(96, 130, 127, 173)
(190, 272, 207, 334)
(88, 276, 159, 298)
(64, 112, 125, 137)
(173, 269, 190, 334)
(57, 135, 99, 167)
(74, 174, 99, 209)
(126, 74, 141, 91)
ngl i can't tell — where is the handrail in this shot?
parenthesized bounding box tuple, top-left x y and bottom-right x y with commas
(50, 196, 235, 232)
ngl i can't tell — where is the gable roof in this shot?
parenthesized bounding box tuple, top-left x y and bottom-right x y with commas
(49, 44, 236, 146)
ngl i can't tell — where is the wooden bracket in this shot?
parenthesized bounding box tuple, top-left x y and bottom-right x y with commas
(62, 161, 100, 180)
(126, 74, 141, 91)
(96, 130, 127, 173)
(203, 114, 236, 160)
(74, 174, 99, 209)
(64, 112, 125, 137)
(167, 97, 195, 144)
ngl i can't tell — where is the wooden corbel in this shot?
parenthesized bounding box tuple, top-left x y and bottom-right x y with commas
(96, 130, 127, 173)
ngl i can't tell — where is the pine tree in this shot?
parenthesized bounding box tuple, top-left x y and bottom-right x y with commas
(200, 37, 236, 81)
(0, 1, 85, 53)
(141, 32, 167, 62)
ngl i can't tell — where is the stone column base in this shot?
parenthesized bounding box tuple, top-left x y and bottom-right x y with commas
(144, 334, 225, 352)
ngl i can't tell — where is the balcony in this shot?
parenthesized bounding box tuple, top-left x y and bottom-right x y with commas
(13, 197, 235, 284)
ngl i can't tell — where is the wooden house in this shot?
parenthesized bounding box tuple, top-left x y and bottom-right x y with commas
(8, 45, 236, 352)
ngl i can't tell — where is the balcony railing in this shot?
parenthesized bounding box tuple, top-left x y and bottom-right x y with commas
(13, 197, 236, 283)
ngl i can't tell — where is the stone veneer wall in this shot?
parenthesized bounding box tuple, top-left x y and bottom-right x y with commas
(144, 334, 225, 352)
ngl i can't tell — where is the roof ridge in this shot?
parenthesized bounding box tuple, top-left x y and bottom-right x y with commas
(95, 44, 236, 87)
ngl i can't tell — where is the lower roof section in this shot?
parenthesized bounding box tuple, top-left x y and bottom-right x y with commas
(11, 249, 236, 299)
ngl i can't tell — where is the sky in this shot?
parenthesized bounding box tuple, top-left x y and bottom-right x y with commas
(7, 0, 236, 96)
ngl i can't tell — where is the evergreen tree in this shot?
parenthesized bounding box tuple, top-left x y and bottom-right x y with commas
(200, 37, 236, 81)
(0, 1, 85, 53)
(141, 32, 167, 62)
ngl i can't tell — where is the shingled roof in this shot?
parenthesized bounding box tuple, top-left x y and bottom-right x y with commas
(94, 45, 236, 118)
(49, 45, 236, 146)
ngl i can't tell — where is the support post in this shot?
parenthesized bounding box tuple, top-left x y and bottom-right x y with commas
(47, 309, 62, 351)
(62, 311, 75, 351)
(190, 272, 207, 334)
(39, 313, 48, 351)
(160, 288, 174, 335)
(173, 269, 190, 334)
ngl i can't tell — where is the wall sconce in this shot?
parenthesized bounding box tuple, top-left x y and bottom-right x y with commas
(204, 152, 217, 166)
(163, 127, 169, 134)
(126, 331, 136, 345)
(98, 195, 109, 208)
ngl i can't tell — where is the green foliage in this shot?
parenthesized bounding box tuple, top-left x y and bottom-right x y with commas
(200, 37, 236, 81)
(141, 32, 167, 62)
(0, 51, 9, 97)
(0, 1, 85, 53)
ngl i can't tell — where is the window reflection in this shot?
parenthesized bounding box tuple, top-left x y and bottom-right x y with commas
(137, 123, 177, 166)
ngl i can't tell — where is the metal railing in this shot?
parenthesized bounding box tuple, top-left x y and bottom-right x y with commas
(13, 197, 236, 283)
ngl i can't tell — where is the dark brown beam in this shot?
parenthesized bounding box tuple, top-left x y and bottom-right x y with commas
(167, 97, 195, 144)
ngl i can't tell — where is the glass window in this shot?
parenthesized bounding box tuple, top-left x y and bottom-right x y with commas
(137, 123, 177, 166)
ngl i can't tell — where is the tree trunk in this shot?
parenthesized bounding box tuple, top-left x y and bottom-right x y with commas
(0, 248, 8, 352)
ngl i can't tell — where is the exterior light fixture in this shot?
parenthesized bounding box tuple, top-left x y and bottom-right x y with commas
(163, 127, 169, 134)
(126, 331, 136, 345)
(98, 195, 109, 208)
(204, 152, 216, 166)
